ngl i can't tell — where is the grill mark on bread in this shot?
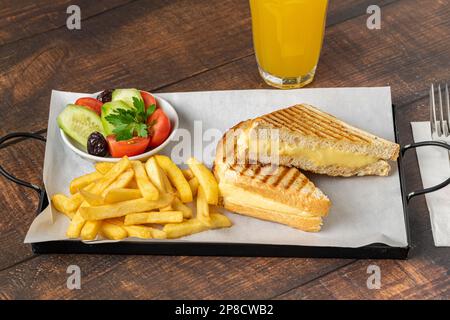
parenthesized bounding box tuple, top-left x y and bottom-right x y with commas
(283, 107, 343, 140)
(297, 105, 372, 142)
(263, 112, 310, 136)
(253, 165, 262, 177)
(258, 104, 371, 143)
(284, 107, 363, 142)
(262, 111, 329, 139)
(290, 106, 370, 143)
(296, 175, 309, 192)
(260, 172, 271, 183)
(285, 169, 301, 190)
(271, 166, 289, 187)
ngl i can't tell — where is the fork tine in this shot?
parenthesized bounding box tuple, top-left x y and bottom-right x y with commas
(438, 84, 446, 137)
(430, 84, 437, 137)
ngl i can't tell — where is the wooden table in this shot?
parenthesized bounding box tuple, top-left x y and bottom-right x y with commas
(0, 0, 449, 300)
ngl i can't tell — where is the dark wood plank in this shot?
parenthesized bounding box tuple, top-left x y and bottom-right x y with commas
(0, 0, 134, 45)
(3, 98, 447, 300)
(0, 254, 354, 299)
(326, 0, 397, 26)
(276, 230, 450, 299)
(163, 0, 450, 110)
(1, 0, 448, 300)
(0, 0, 388, 277)
(274, 97, 450, 299)
(0, 0, 398, 137)
(0, 139, 45, 270)
(0, 0, 253, 137)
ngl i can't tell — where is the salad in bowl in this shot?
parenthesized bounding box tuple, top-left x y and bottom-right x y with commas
(57, 89, 178, 162)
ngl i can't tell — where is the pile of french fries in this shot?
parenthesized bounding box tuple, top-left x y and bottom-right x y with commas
(51, 155, 232, 240)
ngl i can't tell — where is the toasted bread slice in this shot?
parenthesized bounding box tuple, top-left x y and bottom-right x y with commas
(214, 136, 330, 232)
(237, 104, 400, 177)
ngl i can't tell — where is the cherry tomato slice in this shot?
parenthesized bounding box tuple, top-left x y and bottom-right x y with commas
(75, 97, 103, 116)
(140, 91, 157, 109)
(106, 135, 150, 158)
(147, 108, 171, 148)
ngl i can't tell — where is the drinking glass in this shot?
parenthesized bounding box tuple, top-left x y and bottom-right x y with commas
(249, 0, 328, 89)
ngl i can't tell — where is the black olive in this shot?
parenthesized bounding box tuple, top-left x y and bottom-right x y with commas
(87, 132, 108, 157)
(97, 89, 114, 103)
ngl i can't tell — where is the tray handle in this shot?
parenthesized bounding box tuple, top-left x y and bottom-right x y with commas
(401, 140, 450, 202)
(0, 132, 46, 195)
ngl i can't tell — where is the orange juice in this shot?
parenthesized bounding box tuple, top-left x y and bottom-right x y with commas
(250, 0, 328, 88)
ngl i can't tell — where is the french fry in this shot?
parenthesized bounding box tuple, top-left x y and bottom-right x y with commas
(155, 155, 192, 203)
(188, 177, 199, 197)
(105, 217, 125, 226)
(196, 186, 211, 226)
(132, 161, 159, 201)
(127, 178, 139, 189)
(95, 162, 115, 175)
(209, 212, 232, 228)
(80, 193, 174, 220)
(149, 157, 174, 212)
(163, 219, 205, 239)
(187, 157, 219, 205)
(145, 157, 166, 192)
(124, 211, 183, 225)
(54, 184, 94, 218)
(100, 222, 128, 240)
(182, 168, 194, 180)
(104, 188, 142, 204)
(151, 228, 167, 239)
(102, 169, 134, 196)
(89, 156, 131, 195)
(57, 156, 234, 241)
(51, 194, 77, 218)
(66, 201, 89, 238)
(69, 171, 102, 194)
(122, 225, 153, 239)
(163, 213, 231, 239)
(80, 189, 104, 206)
(69, 192, 85, 211)
(80, 220, 102, 240)
(160, 166, 175, 193)
(173, 197, 192, 218)
(160, 205, 174, 211)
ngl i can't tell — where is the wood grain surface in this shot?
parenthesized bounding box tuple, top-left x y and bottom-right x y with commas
(0, 0, 448, 299)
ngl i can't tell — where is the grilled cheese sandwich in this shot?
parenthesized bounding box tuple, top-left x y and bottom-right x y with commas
(237, 128, 379, 168)
(214, 133, 330, 232)
(236, 104, 400, 177)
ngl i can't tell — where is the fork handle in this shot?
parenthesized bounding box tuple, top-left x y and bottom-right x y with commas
(402, 141, 450, 202)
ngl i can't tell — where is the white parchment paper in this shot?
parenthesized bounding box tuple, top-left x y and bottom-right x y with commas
(25, 87, 408, 248)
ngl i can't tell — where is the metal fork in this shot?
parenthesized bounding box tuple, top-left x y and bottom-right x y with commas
(430, 83, 450, 161)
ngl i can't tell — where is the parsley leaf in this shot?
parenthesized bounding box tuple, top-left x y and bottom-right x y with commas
(105, 96, 156, 141)
(146, 104, 156, 118)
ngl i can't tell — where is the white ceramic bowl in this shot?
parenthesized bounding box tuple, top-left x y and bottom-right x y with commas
(60, 93, 179, 163)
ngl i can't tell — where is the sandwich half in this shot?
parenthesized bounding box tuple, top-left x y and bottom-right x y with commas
(213, 133, 331, 232)
(235, 104, 400, 177)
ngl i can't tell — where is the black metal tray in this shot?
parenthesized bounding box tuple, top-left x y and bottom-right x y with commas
(2, 105, 450, 259)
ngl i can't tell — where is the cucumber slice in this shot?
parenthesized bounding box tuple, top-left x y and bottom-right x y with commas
(57, 104, 104, 147)
(111, 88, 142, 108)
(101, 100, 133, 135)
